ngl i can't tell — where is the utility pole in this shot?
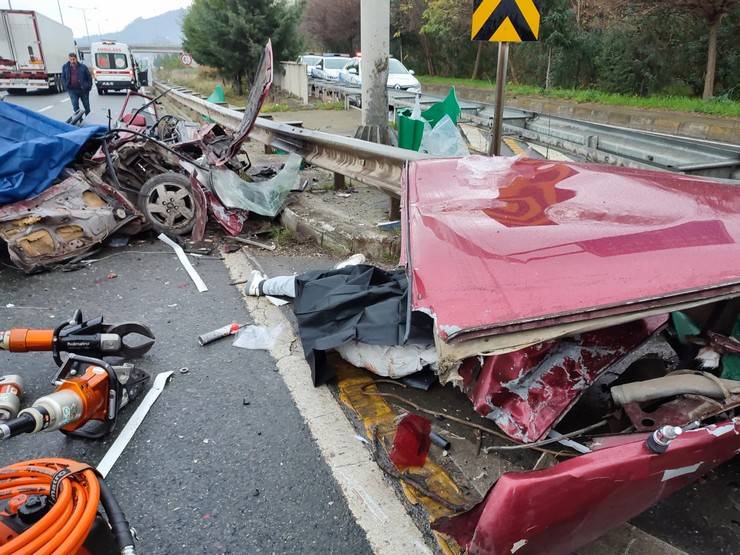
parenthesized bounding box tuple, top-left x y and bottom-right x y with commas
(360, 0, 389, 129)
(68, 6, 90, 40)
(57, 0, 65, 25)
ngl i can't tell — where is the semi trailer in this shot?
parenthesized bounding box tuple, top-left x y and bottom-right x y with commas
(0, 10, 76, 93)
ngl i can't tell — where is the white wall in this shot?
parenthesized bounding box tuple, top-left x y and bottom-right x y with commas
(274, 61, 308, 104)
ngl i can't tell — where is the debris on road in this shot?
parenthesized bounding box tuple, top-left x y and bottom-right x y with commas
(97, 370, 175, 478)
(159, 233, 208, 292)
(198, 323, 245, 346)
(232, 324, 284, 351)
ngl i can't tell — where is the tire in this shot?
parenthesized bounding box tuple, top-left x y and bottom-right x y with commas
(137, 172, 196, 236)
(97, 87, 102, 95)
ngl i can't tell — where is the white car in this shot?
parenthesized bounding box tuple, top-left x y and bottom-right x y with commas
(312, 56, 350, 81)
(339, 57, 421, 93)
(296, 54, 321, 76)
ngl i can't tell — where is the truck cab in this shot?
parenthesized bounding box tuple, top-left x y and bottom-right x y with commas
(91, 40, 138, 94)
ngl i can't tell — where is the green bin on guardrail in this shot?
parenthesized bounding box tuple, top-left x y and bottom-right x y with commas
(396, 87, 461, 152)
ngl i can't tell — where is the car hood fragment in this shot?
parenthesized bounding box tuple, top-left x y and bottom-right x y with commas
(211, 40, 273, 166)
(402, 156, 740, 365)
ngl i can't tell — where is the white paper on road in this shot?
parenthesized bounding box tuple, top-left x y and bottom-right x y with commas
(97, 371, 174, 478)
(158, 233, 208, 292)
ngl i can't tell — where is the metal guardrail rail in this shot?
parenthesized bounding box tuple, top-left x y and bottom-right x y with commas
(306, 77, 739, 180)
(154, 82, 428, 198)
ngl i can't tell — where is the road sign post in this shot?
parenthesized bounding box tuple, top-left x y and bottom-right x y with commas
(471, 0, 540, 156)
(490, 42, 509, 156)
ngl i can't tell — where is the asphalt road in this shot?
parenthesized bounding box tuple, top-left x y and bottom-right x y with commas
(0, 240, 372, 554)
(4, 87, 147, 126)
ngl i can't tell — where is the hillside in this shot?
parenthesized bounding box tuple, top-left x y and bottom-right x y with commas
(76, 8, 184, 47)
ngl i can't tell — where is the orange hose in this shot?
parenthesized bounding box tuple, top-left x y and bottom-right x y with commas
(0, 459, 99, 555)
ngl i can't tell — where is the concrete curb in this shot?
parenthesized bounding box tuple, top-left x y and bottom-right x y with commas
(280, 201, 401, 262)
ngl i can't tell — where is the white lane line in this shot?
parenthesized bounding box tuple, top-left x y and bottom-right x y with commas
(37, 105, 54, 113)
(60, 98, 70, 103)
(224, 250, 433, 555)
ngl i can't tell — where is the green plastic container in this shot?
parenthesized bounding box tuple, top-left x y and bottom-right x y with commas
(396, 87, 462, 152)
(421, 87, 461, 127)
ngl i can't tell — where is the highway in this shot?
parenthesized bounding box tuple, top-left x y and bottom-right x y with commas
(4, 87, 147, 126)
(1, 89, 376, 554)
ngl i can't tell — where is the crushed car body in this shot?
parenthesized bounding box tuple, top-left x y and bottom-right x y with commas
(0, 41, 275, 271)
(400, 155, 740, 553)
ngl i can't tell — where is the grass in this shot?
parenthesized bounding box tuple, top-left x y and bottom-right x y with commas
(314, 100, 345, 111)
(271, 227, 297, 247)
(159, 67, 349, 112)
(417, 75, 740, 118)
(261, 103, 292, 113)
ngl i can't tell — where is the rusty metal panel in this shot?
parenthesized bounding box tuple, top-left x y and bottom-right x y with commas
(403, 156, 740, 354)
(0, 172, 143, 272)
(433, 419, 740, 555)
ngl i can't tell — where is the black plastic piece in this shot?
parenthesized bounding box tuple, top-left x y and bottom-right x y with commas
(18, 495, 50, 524)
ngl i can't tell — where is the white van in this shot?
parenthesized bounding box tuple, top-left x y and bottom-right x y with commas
(91, 40, 138, 94)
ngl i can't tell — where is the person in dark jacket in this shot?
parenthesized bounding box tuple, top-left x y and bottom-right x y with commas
(61, 53, 92, 116)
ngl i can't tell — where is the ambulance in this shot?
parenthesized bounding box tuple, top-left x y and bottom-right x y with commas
(90, 40, 139, 94)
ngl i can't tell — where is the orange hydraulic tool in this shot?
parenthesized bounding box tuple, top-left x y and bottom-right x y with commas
(0, 355, 149, 441)
(0, 309, 155, 366)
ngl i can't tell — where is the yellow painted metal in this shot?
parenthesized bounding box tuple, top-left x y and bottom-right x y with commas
(335, 360, 468, 554)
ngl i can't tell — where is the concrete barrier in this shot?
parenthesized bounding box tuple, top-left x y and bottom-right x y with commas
(275, 61, 308, 104)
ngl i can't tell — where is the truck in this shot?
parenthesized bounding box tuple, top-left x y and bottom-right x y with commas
(0, 9, 75, 93)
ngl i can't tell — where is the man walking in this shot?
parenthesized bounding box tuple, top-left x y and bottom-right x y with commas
(61, 53, 92, 116)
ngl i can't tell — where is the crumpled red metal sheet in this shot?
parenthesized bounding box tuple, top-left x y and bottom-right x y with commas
(402, 156, 740, 346)
(433, 419, 740, 555)
(459, 316, 667, 442)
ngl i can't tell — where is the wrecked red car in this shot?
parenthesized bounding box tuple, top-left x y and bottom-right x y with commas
(0, 41, 274, 272)
(401, 155, 740, 554)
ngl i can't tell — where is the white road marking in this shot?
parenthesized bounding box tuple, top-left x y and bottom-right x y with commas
(223, 250, 432, 555)
(37, 105, 54, 113)
(60, 97, 70, 103)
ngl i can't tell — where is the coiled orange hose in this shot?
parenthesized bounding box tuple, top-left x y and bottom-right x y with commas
(0, 458, 99, 555)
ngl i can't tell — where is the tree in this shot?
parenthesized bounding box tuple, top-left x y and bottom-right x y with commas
(302, 0, 360, 54)
(639, 0, 738, 99)
(182, 0, 304, 94)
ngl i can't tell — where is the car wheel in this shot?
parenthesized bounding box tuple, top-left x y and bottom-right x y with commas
(137, 172, 196, 236)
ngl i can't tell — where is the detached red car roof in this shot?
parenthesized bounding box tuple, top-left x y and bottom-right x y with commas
(403, 156, 740, 345)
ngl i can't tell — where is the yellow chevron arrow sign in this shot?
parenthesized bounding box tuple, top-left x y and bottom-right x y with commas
(471, 0, 541, 43)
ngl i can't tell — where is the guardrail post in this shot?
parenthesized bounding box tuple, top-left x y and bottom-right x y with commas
(389, 197, 401, 220)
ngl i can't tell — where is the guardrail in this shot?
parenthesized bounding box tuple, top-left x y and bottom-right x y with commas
(154, 82, 429, 215)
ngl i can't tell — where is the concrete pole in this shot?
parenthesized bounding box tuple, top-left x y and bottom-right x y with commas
(360, 0, 389, 128)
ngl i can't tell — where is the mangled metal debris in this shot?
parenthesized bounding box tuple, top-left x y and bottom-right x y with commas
(0, 41, 289, 272)
(0, 171, 144, 272)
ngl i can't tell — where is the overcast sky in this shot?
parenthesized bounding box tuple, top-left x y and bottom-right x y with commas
(4, 0, 191, 37)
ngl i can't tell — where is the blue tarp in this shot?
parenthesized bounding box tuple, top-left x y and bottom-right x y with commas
(0, 101, 106, 205)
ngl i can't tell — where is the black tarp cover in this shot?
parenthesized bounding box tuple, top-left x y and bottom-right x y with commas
(293, 265, 412, 385)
